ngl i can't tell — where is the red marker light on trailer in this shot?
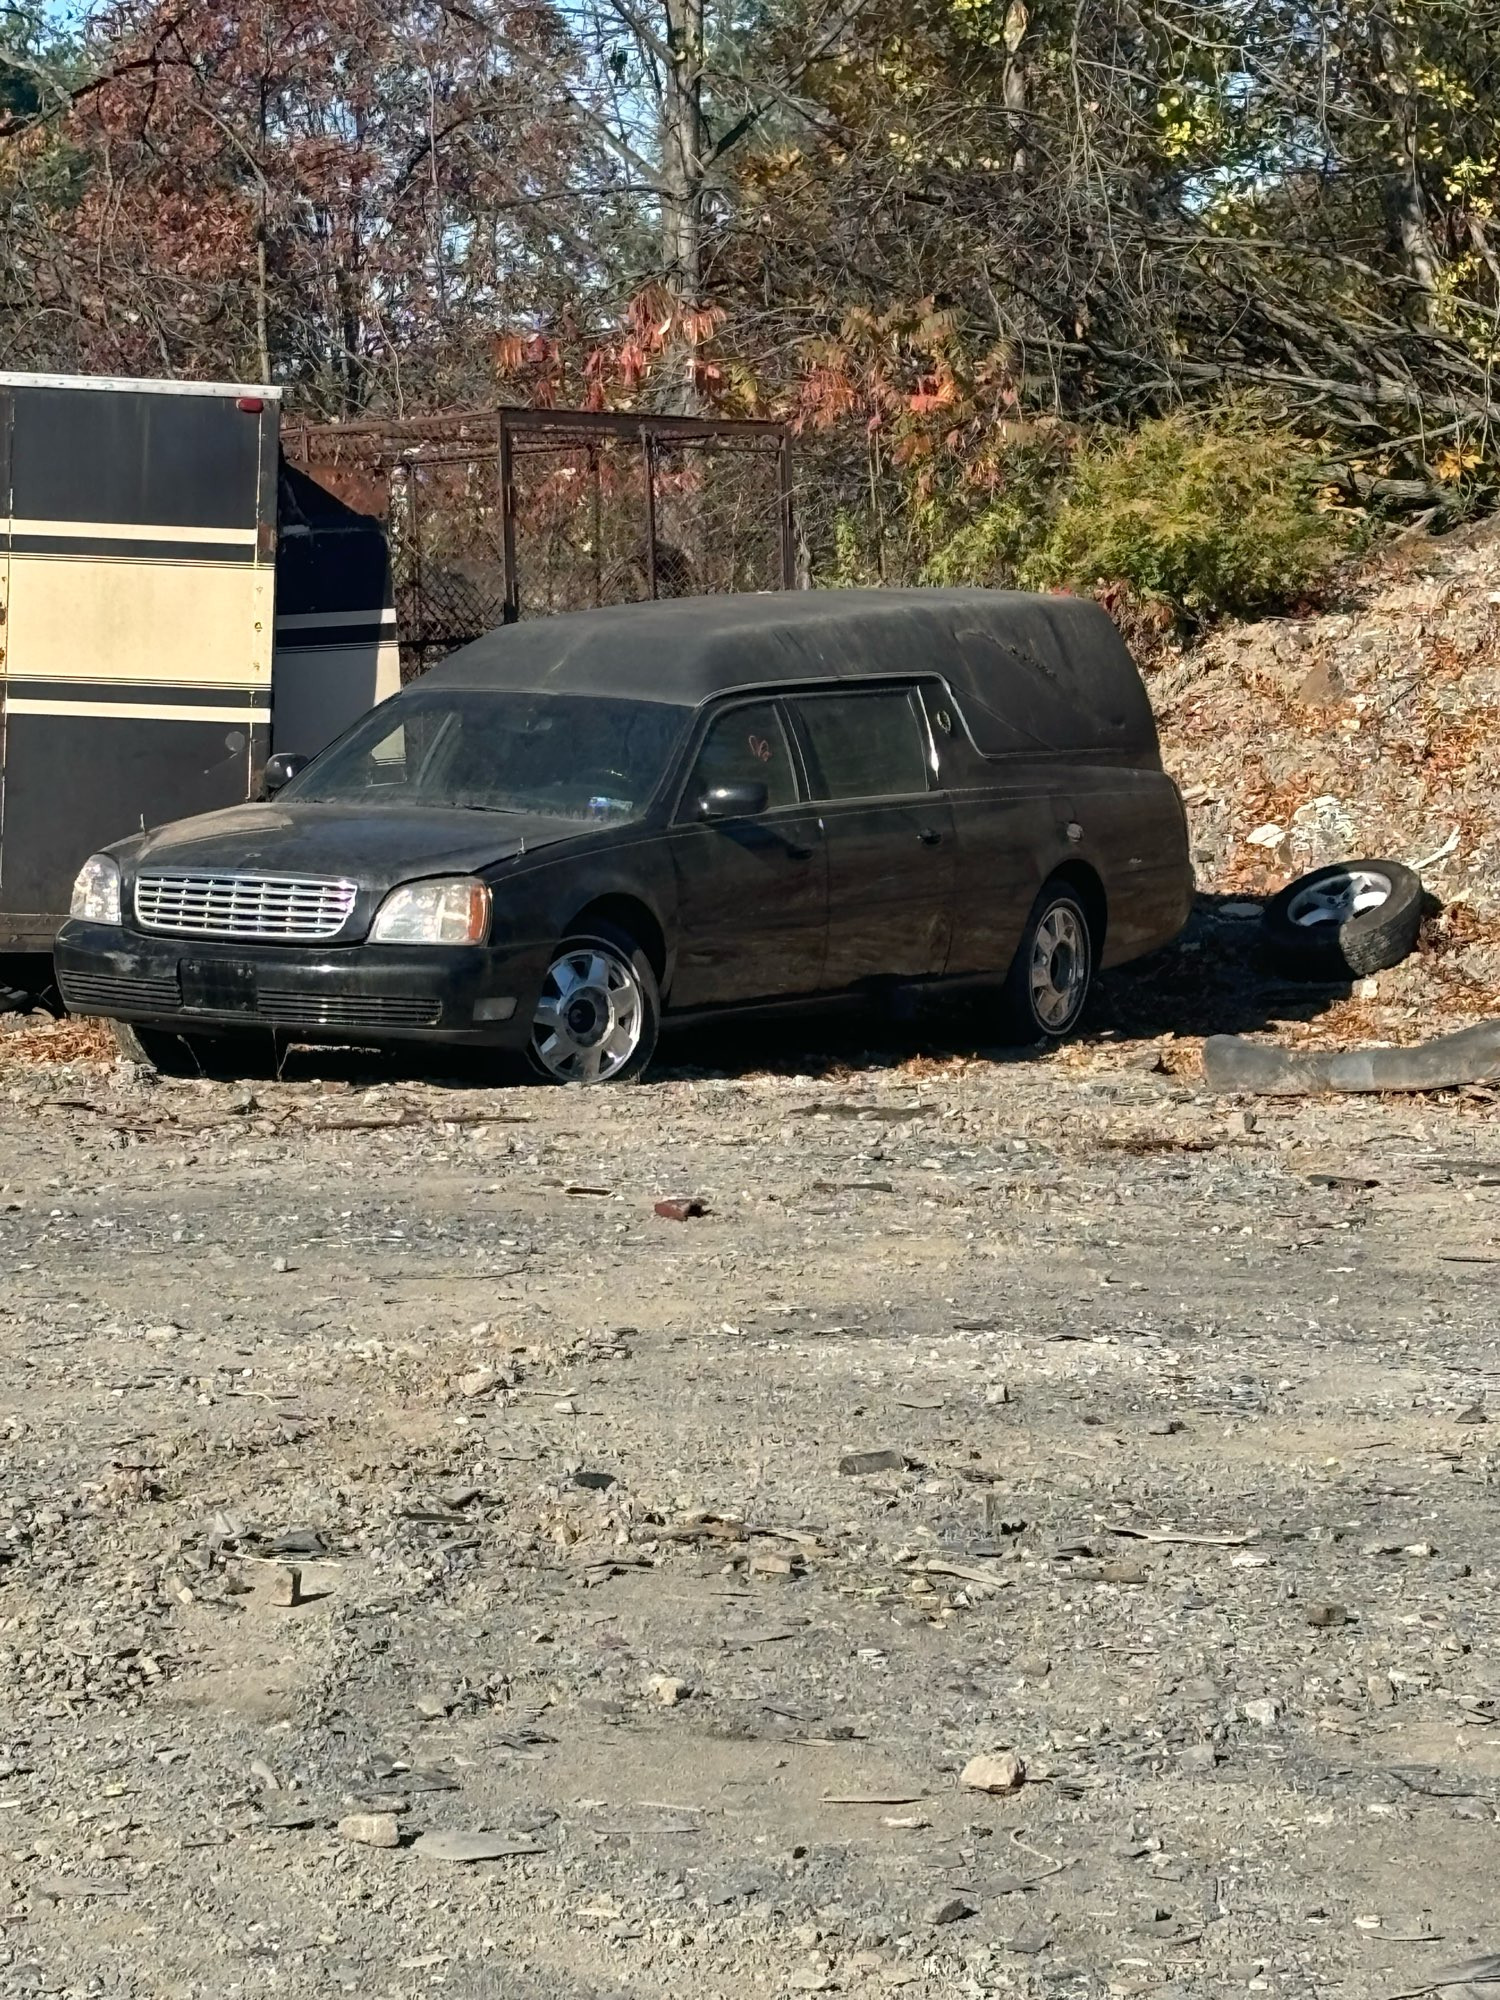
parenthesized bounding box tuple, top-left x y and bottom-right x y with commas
(236, 396, 264, 413)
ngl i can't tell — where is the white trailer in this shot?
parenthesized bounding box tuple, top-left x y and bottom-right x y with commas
(0, 372, 399, 951)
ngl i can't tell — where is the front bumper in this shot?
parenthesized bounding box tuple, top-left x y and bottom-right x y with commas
(54, 920, 550, 1047)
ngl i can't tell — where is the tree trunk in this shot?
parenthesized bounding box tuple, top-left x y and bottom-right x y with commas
(1369, 5, 1440, 321)
(660, 0, 705, 414)
(1002, 0, 1028, 175)
(255, 232, 270, 385)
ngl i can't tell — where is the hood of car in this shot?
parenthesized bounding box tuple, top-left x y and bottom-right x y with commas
(124, 801, 581, 885)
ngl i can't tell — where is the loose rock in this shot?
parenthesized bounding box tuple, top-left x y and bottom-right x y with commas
(960, 1750, 1025, 1795)
(337, 1813, 401, 1849)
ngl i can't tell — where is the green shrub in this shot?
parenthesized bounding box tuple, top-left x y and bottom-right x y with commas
(917, 432, 1068, 590)
(1022, 409, 1354, 620)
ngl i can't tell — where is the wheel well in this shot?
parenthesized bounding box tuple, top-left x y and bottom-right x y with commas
(1047, 862, 1107, 955)
(564, 896, 668, 982)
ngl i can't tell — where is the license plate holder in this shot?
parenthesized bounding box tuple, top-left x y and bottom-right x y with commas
(179, 957, 258, 1014)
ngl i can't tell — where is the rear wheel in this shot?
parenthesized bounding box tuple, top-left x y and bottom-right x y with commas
(1000, 881, 1096, 1042)
(526, 924, 659, 1085)
(110, 1019, 275, 1078)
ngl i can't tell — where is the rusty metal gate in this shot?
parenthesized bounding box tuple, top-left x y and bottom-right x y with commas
(282, 406, 795, 680)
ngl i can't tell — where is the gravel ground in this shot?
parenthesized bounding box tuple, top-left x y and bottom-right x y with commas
(2, 1001, 1499, 2000)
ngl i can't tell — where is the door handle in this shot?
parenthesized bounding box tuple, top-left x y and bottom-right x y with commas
(917, 827, 943, 847)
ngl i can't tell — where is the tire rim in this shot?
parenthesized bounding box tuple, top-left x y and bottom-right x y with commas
(1030, 902, 1090, 1031)
(531, 941, 644, 1083)
(1287, 868, 1392, 929)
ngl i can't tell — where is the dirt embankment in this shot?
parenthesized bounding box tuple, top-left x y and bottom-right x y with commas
(1147, 520, 1500, 1041)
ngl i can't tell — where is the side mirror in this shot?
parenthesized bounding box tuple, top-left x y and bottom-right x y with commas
(697, 781, 769, 821)
(263, 751, 310, 798)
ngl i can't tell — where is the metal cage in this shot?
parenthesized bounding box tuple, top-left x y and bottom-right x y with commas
(282, 406, 796, 679)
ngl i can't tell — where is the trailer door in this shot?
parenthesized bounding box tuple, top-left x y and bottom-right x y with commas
(0, 392, 11, 946)
(0, 376, 278, 951)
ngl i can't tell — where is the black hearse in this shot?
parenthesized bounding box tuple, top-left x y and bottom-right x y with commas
(55, 589, 1193, 1082)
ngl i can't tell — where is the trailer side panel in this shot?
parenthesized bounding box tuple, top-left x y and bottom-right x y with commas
(0, 381, 277, 949)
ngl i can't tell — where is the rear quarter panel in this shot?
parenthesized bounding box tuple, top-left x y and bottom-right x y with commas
(1060, 764, 1193, 966)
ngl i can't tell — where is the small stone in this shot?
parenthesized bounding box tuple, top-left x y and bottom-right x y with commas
(960, 1750, 1025, 1795)
(415, 1692, 451, 1719)
(337, 1813, 400, 1848)
(925, 1895, 975, 1926)
(751, 1551, 797, 1577)
(413, 1830, 543, 1862)
(1099, 1560, 1149, 1585)
(456, 1367, 497, 1399)
(1226, 1110, 1256, 1137)
(1297, 658, 1346, 706)
(553, 1398, 578, 1416)
(647, 1674, 690, 1706)
(1367, 1674, 1395, 1709)
(1306, 1602, 1351, 1628)
(1179, 1743, 1219, 1772)
(1455, 1404, 1487, 1426)
(260, 1805, 319, 1829)
(1244, 1698, 1282, 1729)
(268, 1565, 302, 1608)
(271, 1256, 289, 1274)
(838, 1449, 906, 1476)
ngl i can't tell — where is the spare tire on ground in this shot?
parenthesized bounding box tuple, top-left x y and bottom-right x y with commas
(1263, 858, 1424, 980)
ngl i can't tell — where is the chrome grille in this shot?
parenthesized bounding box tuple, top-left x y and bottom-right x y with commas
(134, 871, 356, 942)
(257, 990, 441, 1028)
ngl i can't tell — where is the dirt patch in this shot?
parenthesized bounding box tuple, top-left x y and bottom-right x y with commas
(2, 1041, 1498, 1999)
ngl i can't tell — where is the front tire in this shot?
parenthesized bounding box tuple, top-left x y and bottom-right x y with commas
(110, 1019, 274, 1078)
(1000, 881, 1095, 1042)
(526, 924, 659, 1085)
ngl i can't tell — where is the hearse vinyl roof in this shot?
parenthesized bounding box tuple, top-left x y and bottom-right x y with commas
(425, 588, 1160, 759)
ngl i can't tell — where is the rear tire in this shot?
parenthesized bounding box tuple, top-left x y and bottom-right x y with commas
(111, 1019, 275, 1079)
(999, 880, 1096, 1042)
(526, 923, 660, 1085)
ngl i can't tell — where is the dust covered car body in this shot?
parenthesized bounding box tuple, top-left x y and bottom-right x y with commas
(54, 589, 1192, 1081)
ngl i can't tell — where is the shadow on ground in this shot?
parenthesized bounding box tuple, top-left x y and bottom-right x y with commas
(1088, 891, 1351, 1041)
(243, 893, 1346, 1090)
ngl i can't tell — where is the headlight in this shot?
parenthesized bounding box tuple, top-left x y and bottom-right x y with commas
(70, 854, 122, 925)
(369, 876, 490, 945)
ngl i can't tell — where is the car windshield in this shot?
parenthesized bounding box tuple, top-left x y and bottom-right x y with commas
(284, 690, 686, 824)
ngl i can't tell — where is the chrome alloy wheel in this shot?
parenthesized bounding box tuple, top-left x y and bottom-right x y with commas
(1286, 867, 1392, 929)
(1029, 902, 1091, 1031)
(531, 940, 646, 1083)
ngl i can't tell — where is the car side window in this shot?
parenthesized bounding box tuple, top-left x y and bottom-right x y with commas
(681, 701, 798, 814)
(793, 689, 930, 801)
